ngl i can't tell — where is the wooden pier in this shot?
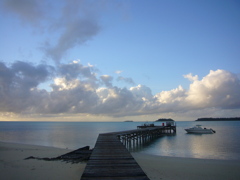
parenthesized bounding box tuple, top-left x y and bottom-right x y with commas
(118, 125, 176, 149)
(81, 125, 176, 180)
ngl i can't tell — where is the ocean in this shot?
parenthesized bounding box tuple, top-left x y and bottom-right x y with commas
(0, 121, 240, 160)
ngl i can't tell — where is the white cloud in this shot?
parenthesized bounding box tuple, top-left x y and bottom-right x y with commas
(88, 63, 94, 67)
(95, 86, 144, 117)
(0, 62, 239, 119)
(72, 60, 80, 64)
(155, 85, 186, 104)
(183, 73, 198, 81)
(186, 69, 240, 109)
(115, 70, 123, 74)
(130, 85, 153, 100)
(53, 77, 79, 91)
(154, 69, 240, 113)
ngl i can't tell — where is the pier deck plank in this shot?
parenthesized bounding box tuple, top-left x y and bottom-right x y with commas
(81, 126, 175, 179)
(81, 132, 150, 180)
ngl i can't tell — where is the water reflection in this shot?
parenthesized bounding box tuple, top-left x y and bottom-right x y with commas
(0, 121, 240, 160)
(139, 121, 240, 160)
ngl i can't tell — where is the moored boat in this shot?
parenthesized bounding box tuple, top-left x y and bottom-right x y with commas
(185, 125, 216, 134)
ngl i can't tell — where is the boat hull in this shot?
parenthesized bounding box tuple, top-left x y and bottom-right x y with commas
(185, 129, 215, 134)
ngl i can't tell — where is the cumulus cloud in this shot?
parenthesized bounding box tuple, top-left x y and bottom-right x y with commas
(95, 87, 141, 116)
(130, 85, 153, 100)
(0, 61, 240, 118)
(154, 70, 240, 113)
(100, 75, 113, 87)
(58, 61, 97, 81)
(0, 61, 53, 113)
(186, 70, 240, 109)
(44, 78, 99, 114)
(155, 86, 186, 104)
(183, 73, 198, 81)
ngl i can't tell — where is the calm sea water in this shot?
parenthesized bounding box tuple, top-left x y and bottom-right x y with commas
(0, 121, 240, 160)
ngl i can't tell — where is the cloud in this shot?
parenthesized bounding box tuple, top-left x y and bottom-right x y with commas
(117, 76, 135, 85)
(42, 0, 103, 62)
(100, 75, 113, 87)
(0, 62, 240, 119)
(43, 16, 100, 62)
(58, 61, 98, 81)
(2, 0, 105, 63)
(130, 85, 153, 100)
(186, 70, 240, 109)
(96, 87, 136, 116)
(183, 73, 198, 81)
(43, 78, 99, 114)
(155, 86, 186, 104)
(0, 61, 53, 113)
(154, 70, 240, 113)
(2, 0, 46, 27)
(115, 70, 123, 74)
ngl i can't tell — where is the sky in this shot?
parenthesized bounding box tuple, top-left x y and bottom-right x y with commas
(0, 0, 240, 121)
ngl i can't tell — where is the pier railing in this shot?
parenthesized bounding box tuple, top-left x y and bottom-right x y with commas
(116, 126, 176, 150)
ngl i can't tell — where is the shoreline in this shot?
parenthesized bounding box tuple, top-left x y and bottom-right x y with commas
(1, 141, 240, 180)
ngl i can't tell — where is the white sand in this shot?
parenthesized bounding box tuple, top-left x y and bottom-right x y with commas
(1, 141, 240, 180)
(0, 142, 86, 180)
(132, 153, 240, 180)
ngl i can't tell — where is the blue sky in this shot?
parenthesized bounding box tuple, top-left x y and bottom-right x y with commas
(0, 0, 240, 121)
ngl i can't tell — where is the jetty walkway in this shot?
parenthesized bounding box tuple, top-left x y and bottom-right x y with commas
(81, 125, 176, 180)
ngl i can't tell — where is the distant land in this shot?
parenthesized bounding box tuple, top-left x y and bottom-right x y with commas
(124, 120, 133, 122)
(155, 118, 174, 122)
(196, 117, 240, 121)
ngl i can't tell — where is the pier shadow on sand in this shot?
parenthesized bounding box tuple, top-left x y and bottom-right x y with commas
(25, 146, 92, 164)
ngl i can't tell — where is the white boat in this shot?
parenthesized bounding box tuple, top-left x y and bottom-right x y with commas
(185, 125, 216, 134)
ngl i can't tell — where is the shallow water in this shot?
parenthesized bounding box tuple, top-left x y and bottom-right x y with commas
(0, 121, 239, 160)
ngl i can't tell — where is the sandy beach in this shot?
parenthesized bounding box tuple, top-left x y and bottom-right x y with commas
(1, 141, 240, 180)
(133, 153, 240, 180)
(0, 142, 86, 180)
